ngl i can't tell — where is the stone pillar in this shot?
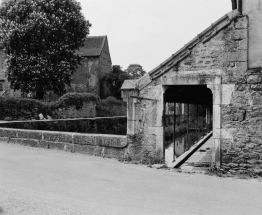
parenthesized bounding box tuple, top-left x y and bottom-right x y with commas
(207, 76, 222, 167)
(122, 89, 139, 135)
(242, 0, 262, 68)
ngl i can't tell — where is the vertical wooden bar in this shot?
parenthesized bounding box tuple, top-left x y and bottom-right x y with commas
(187, 103, 189, 151)
(173, 102, 176, 159)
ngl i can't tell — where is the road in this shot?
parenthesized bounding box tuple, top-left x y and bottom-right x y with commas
(0, 141, 262, 215)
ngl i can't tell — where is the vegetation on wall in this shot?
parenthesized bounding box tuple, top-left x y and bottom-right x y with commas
(0, 93, 126, 120)
(0, 0, 91, 99)
(103, 65, 131, 99)
(0, 117, 127, 135)
(0, 97, 50, 121)
(51, 92, 99, 110)
(96, 96, 126, 117)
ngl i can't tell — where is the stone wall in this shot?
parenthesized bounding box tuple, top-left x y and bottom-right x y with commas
(0, 127, 128, 159)
(125, 15, 247, 163)
(221, 70, 262, 174)
(121, 12, 262, 173)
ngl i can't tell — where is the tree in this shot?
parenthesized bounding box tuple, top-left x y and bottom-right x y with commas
(125, 64, 146, 79)
(104, 65, 130, 99)
(0, 0, 91, 99)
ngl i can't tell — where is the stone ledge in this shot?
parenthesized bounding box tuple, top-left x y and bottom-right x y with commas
(0, 128, 128, 159)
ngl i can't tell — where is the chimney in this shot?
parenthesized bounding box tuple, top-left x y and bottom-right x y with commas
(242, 0, 262, 68)
(231, 0, 242, 13)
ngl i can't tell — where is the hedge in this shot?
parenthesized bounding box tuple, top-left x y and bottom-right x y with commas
(0, 117, 127, 135)
(0, 93, 126, 120)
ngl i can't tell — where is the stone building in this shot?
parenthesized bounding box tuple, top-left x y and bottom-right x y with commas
(0, 35, 112, 99)
(69, 35, 112, 98)
(122, 0, 262, 173)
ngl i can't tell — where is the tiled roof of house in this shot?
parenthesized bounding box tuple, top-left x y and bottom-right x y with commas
(121, 9, 240, 91)
(78, 36, 106, 57)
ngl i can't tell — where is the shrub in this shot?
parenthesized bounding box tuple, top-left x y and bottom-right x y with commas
(50, 92, 99, 110)
(0, 97, 50, 120)
(97, 96, 126, 117)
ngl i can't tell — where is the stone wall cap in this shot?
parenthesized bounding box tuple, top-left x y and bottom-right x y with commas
(121, 79, 137, 90)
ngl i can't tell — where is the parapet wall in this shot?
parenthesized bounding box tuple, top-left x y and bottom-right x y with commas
(0, 127, 128, 159)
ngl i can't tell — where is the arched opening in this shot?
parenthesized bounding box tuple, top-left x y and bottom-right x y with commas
(163, 85, 213, 165)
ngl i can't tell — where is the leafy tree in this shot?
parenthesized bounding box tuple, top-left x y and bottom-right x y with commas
(104, 65, 130, 99)
(125, 64, 146, 79)
(0, 0, 91, 99)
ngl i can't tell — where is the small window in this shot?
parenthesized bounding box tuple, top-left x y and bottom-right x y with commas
(0, 83, 3, 91)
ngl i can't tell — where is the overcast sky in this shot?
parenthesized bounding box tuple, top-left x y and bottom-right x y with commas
(78, 0, 232, 72)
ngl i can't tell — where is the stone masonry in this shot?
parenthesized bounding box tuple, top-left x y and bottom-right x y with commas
(122, 0, 262, 174)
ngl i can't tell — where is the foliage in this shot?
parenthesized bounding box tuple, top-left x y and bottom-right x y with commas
(0, 0, 91, 99)
(0, 96, 50, 120)
(50, 92, 99, 110)
(125, 64, 146, 79)
(103, 65, 130, 99)
(0, 117, 127, 135)
(96, 96, 126, 117)
(0, 93, 126, 121)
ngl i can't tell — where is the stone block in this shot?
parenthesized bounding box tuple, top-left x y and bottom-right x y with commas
(235, 16, 248, 29)
(232, 29, 248, 40)
(213, 129, 221, 139)
(213, 84, 221, 105)
(221, 128, 235, 139)
(15, 138, 39, 147)
(213, 105, 221, 129)
(127, 120, 136, 135)
(17, 130, 42, 140)
(137, 74, 151, 90)
(221, 84, 235, 105)
(73, 134, 96, 146)
(252, 96, 262, 106)
(0, 129, 17, 138)
(72, 144, 99, 156)
(43, 132, 72, 143)
(39, 140, 49, 149)
(45, 141, 65, 150)
(247, 75, 262, 84)
(237, 39, 248, 50)
(212, 138, 221, 166)
(96, 135, 127, 148)
(103, 147, 126, 159)
(225, 50, 247, 62)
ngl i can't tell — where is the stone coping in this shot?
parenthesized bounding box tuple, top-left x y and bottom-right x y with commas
(0, 116, 127, 124)
(0, 127, 127, 148)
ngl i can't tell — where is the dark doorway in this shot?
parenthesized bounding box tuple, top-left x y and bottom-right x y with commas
(163, 85, 213, 165)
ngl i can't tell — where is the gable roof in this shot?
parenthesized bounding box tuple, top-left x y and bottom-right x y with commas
(121, 9, 240, 91)
(78, 36, 107, 57)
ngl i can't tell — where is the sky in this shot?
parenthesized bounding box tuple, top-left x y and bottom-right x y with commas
(78, 0, 232, 72)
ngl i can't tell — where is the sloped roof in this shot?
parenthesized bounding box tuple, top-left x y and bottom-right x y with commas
(121, 9, 240, 91)
(78, 36, 107, 57)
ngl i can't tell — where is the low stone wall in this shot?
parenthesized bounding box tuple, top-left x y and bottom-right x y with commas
(0, 127, 128, 159)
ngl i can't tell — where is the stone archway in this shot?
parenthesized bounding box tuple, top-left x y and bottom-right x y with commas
(122, 69, 235, 167)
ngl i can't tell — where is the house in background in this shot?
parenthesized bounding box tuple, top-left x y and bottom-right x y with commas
(0, 35, 112, 99)
(66, 35, 112, 98)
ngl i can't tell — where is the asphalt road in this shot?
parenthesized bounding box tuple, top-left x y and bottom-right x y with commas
(0, 142, 262, 215)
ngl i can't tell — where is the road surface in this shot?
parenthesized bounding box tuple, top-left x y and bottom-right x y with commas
(0, 141, 262, 215)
